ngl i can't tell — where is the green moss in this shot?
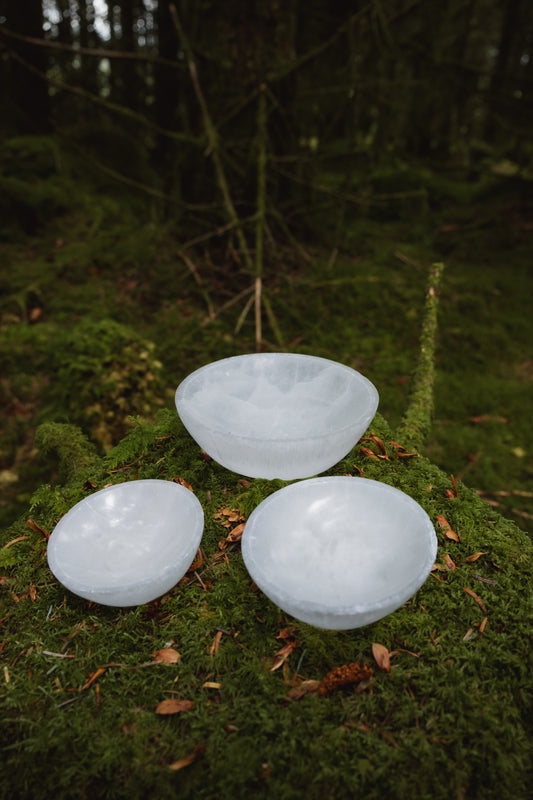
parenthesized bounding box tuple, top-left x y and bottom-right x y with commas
(42, 318, 168, 451)
(1, 411, 531, 799)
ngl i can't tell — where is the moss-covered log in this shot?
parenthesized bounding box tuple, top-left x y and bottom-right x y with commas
(399, 262, 444, 449)
(1, 409, 532, 799)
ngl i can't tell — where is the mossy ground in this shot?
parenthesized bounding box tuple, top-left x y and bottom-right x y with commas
(1, 141, 532, 797)
(1, 410, 532, 799)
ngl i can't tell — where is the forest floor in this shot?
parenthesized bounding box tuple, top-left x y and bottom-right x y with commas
(1, 170, 532, 538)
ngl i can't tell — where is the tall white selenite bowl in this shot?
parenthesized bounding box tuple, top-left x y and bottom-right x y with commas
(241, 476, 438, 629)
(175, 353, 379, 479)
(47, 479, 204, 607)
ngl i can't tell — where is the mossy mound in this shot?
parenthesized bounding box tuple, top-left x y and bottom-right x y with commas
(1, 410, 532, 799)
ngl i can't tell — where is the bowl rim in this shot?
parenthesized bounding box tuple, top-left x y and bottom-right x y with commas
(241, 475, 438, 619)
(47, 479, 204, 600)
(175, 352, 379, 444)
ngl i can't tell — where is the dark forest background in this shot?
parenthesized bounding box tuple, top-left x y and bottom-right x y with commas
(2, 0, 532, 237)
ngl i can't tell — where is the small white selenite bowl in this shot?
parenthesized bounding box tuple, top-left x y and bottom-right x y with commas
(47, 479, 204, 607)
(175, 353, 379, 479)
(241, 476, 437, 629)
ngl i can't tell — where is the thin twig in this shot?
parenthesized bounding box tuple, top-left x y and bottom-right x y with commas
(254, 86, 268, 349)
(262, 293, 285, 350)
(181, 215, 257, 251)
(202, 285, 254, 327)
(234, 290, 255, 334)
(178, 251, 215, 319)
(0, 25, 183, 69)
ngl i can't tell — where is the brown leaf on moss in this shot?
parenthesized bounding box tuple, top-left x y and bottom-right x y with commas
(318, 662, 373, 696)
(372, 643, 391, 673)
(152, 648, 181, 664)
(173, 476, 194, 492)
(26, 519, 50, 539)
(209, 630, 223, 657)
(270, 639, 300, 671)
(286, 680, 321, 701)
(213, 506, 246, 529)
(81, 667, 106, 690)
(464, 552, 487, 563)
(168, 744, 206, 771)
(187, 547, 205, 573)
(277, 626, 296, 640)
(444, 553, 456, 571)
(155, 698, 195, 715)
(360, 446, 379, 459)
(436, 515, 459, 541)
(463, 587, 487, 612)
(362, 434, 389, 457)
(226, 523, 245, 543)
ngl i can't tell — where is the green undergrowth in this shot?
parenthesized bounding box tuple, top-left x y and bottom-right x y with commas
(1, 409, 532, 799)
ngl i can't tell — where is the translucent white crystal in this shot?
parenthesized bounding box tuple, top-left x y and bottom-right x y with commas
(175, 353, 379, 479)
(47, 480, 204, 606)
(241, 476, 437, 629)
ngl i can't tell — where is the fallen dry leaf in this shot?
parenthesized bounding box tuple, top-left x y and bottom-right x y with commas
(277, 626, 297, 641)
(213, 507, 246, 528)
(81, 667, 106, 691)
(372, 643, 391, 673)
(202, 681, 221, 689)
(173, 476, 194, 492)
(463, 586, 487, 612)
(209, 630, 223, 657)
(444, 553, 456, 571)
(168, 744, 206, 771)
(286, 680, 321, 701)
(152, 648, 181, 664)
(360, 446, 379, 459)
(270, 639, 299, 671)
(26, 519, 50, 539)
(155, 698, 195, 715)
(226, 523, 245, 543)
(186, 548, 205, 573)
(362, 434, 389, 457)
(464, 552, 487, 563)
(436, 515, 459, 541)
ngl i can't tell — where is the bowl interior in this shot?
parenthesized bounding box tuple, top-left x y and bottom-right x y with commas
(242, 477, 437, 624)
(47, 480, 203, 599)
(176, 353, 378, 441)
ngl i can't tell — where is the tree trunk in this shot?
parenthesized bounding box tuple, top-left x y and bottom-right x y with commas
(3, 0, 50, 133)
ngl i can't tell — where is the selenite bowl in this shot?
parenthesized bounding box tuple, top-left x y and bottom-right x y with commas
(241, 476, 437, 629)
(47, 479, 204, 607)
(175, 353, 379, 479)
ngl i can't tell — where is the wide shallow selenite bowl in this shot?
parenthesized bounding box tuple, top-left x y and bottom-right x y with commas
(47, 479, 204, 607)
(175, 353, 379, 479)
(241, 476, 437, 629)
